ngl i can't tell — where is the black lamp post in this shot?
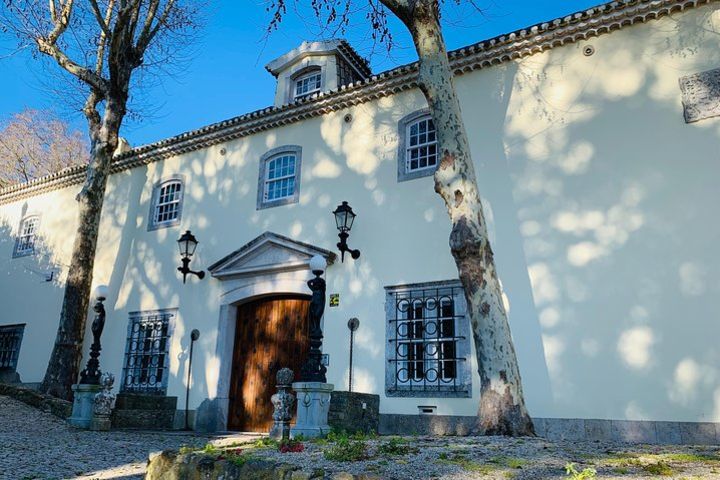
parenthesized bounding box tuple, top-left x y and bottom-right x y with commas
(333, 201, 360, 262)
(79, 285, 109, 385)
(184, 328, 200, 430)
(177, 230, 205, 283)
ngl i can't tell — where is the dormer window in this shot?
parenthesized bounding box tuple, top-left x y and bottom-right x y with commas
(294, 69, 322, 100)
(266, 40, 371, 107)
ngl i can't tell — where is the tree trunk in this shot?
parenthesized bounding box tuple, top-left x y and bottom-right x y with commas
(40, 102, 120, 400)
(390, 0, 534, 436)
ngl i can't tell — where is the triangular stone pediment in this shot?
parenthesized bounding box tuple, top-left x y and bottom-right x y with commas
(208, 232, 336, 280)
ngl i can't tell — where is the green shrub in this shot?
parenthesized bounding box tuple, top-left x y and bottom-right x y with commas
(565, 463, 597, 480)
(201, 443, 220, 455)
(323, 438, 369, 462)
(253, 437, 279, 449)
(377, 437, 418, 456)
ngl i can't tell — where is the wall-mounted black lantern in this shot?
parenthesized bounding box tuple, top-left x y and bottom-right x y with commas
(333, 201, 360, 262)
(177, 230, 205, 283)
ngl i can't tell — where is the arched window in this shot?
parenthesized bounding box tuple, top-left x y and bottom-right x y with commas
(293, 69, 322, 100)
(13, 215, 39, 258)
(149, 177, 184, 230)
(257, 146, 303, 209)
(397, 109, 439, 182)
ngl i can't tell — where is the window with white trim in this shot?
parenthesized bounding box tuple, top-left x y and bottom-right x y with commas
(257, 146, 302, 209)
(397, 109, 440, 182)
(294, 70, 322, 100)
(265, 154, 296, 202)
(121, 310, 174, 395)
(406, 116, 437, 173)
(13, 216, 39, 258)
(385, 280, 471, 398)
(149, 178, 184, 230)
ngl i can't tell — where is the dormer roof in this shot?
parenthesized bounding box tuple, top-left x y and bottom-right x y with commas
(265, 39, 371, 79)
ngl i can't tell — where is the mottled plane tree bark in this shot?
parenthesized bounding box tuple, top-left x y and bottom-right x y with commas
(267, 0, 534, 435)
(1, 0, 201, 400)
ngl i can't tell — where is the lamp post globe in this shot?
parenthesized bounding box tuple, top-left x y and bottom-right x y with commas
(93, 284, 109, 302)
(309, 254, 327, 275)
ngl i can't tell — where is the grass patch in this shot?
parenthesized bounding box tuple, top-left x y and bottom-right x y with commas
(641, 461, 675, 476)
(436, 452, 495, 474)
(488, 456, 527, 469)
(660, 453, 720, 463)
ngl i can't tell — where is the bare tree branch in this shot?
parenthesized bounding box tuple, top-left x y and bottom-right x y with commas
(88, 0, 113, 37)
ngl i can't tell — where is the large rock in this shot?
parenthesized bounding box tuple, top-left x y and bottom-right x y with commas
(145, 450, 324, 480)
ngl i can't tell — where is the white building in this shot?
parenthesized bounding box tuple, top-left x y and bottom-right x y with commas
(1, 0, 719, 442)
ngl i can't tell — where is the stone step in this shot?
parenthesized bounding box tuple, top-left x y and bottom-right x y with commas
(111, 408, 175, 430)
(114, 393, 177, 411)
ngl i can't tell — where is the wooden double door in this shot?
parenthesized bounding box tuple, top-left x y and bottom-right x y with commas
(228, 295, 310, 432)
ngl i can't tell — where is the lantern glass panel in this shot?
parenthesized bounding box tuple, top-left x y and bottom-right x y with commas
(345, 210, 356, 230)
(178, 231, 198, 258)
(334, 210, 348, 231)
(186, 238, 197, 257)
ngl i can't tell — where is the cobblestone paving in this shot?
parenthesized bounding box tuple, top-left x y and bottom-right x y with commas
(0, 395, 252, 480)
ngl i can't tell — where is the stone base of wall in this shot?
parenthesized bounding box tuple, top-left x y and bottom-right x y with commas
(111, 393, 178, 430)
(380, 414, 720, 445)
(328, 391, 380, 434)
(0, 382, 72, 419)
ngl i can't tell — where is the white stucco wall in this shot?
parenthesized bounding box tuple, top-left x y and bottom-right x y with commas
(1, 2, 719, 425)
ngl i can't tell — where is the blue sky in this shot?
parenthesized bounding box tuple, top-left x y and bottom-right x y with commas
(0, 0, 599, 147)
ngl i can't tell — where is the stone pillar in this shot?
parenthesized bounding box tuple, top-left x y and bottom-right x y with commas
(291, 381, 333, 438)
(68, 384, 102, 429)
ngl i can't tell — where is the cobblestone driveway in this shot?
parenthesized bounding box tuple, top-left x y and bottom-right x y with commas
(0, 395, 248, 480)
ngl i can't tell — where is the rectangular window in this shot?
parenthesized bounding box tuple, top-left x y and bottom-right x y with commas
(14, 217, 39, 257)
(385, 281, 471, 397)
(121, 310, 174, 395)
(406, 117, 438, 173)
(264, 154, 297, 202)
(0, 324, 25, 373)
(294, 71, 322, 100)
(151, 180, 183, 228)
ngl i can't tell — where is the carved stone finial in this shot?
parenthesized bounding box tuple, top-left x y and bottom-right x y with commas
(276, 368, 294, 386)
(270, 368, 295, 441)
(90, 372, 116, 431)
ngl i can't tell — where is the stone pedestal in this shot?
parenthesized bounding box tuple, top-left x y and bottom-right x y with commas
(68, 384, 101, 429)
(291, 381, 333, 438)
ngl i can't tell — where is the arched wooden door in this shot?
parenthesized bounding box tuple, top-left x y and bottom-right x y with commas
(228, 295, 310, 432)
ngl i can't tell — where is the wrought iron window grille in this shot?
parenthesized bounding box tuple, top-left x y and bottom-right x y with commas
(121, 310, 174, 395)
(0, 324, 25, 372)
(386, 283, 470, 397)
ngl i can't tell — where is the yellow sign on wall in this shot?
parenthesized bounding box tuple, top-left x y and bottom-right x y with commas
(329, 293, 339, 307)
